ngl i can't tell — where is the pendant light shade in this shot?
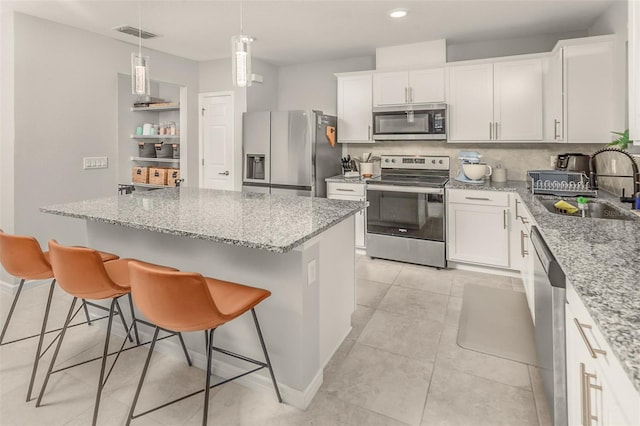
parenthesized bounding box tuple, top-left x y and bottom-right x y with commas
(131, 53, 150, 95)
(131, 1, 150, 95)
(232, 35, 252, 88)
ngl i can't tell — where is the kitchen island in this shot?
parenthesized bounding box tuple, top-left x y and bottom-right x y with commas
(41, 187, 365, 409)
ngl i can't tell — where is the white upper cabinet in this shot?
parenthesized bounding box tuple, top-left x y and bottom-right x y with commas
(373, 68, 445, 106)
(630, 0, 640, 142)
(563, 39, 617, 143)
(448, 59, 542, 142)
(493, 59, 543, 141)
(447, 63, 494, 141)
(543, 47, 564, 141)
(337, 73, 373, 143)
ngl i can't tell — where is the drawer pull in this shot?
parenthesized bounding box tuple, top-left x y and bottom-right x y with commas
(465, 197, 491, 201)
(574, 318, 606, 358)
(520, 230, 529, 258)
(336, 188, 355, 192)
(581, 363, 602, 426)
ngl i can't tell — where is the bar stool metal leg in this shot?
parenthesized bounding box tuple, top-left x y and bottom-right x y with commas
(92, 299, 117, 426)
(177, 332, 192, 367)
(36, 297, 78, 407)
(113, 297, 134, 343)
(203, 328, 215, 426)
(0, 279, 26, 345)
(251, 308, 282, 403)
(127, 294, 141, 345)
(126, 326, 160, 426)
(26, 279, 56, 402)
(82, 299, 93, 325)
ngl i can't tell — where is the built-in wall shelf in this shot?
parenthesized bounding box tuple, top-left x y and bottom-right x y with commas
(130, 135, 180, 139)
(130, 156, 180, 163)
(131, 182, 176, 189)
(131, 106, 179, 112)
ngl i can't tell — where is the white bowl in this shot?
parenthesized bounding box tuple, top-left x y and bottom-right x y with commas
(463, 163, 492, 180)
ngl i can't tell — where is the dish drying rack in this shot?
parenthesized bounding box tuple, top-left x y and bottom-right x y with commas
(527, 170, 598, 197)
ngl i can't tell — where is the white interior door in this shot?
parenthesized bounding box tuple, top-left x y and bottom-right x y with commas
(200, 93, 234, 190)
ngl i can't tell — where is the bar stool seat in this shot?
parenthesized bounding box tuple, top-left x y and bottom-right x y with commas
(0, 229, 119, 402)
(126, 262, 281, 426)
(36, 240, 192, 426)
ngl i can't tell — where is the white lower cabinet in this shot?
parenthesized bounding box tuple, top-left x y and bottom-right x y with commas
(511, 195, 536, 321)
(447, 190, 510, 267)
(327, 182, 366, 249)
(566, 283, 640, 426)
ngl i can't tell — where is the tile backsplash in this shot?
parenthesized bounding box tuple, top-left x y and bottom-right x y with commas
(345, 141, 609, 181)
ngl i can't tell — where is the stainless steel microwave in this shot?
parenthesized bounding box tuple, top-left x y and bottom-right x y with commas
(372, 103, 446, 141)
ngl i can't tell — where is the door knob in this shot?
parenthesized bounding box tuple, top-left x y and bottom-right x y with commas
(218, 171, 229, 176)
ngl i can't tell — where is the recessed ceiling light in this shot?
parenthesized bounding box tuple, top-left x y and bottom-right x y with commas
(389, 9, 408, 19)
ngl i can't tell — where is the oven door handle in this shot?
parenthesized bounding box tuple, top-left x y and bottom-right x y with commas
(366, 184, 444, 195)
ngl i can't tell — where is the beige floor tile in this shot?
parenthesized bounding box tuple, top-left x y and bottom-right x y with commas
(184, 381, 306, 426)
(1, 372, 96, 426)
(63, 393, 162, 426)
(442, 296, 462, 332)
(453, 269, 513, 290)
(355, 259, 402, 284)
(306, 390, 409, 426)
(394, 266, 454, 296)
(324, 343, 433, 426)
(356, 278, 390, 308)
(358, 310, 442, 362)
(528, 365, 552, 426)
(348, 305, 375, 341)
(512, 277, 526, 292)
(377, 286, 449, 323)
(437, 326, 532, 390)
(421, 366, 538, 426)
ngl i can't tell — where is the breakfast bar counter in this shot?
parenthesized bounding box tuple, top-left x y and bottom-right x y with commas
(41, 187, 365, 408)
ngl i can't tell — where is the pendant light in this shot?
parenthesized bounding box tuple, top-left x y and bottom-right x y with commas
(131, 1, 150, 95)
(231, 1, 253, 88)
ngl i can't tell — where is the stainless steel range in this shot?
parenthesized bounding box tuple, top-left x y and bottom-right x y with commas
(366, 155, 450, 268)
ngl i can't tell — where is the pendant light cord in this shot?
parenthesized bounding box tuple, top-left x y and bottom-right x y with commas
(138, 0, 142, 57)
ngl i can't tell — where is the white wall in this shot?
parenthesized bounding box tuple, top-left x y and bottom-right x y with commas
(277, 56, 375, 114)
(247, 58, 279, 112)
(447, 30, 587, 62)
(5, 11, 199, 249)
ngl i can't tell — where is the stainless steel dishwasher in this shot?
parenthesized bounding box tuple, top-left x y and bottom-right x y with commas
(531, 226, 567, 426)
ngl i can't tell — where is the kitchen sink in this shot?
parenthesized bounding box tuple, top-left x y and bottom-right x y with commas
(537, 198, 636, 221)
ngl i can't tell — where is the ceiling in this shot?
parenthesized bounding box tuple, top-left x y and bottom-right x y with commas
(4, 0, 616, 66)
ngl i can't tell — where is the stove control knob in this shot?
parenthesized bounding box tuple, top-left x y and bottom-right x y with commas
(439, 160, 443, 164)
(385, 159, 390, 163)
(431, 159, 436, 164)
(391, 159, 396, 163)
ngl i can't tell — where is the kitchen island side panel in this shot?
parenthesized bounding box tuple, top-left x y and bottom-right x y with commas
(84, 216, 355, 408)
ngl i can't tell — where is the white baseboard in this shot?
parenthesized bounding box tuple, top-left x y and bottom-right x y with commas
(447, 261, 520, 278)
(90, 312, 322, 410)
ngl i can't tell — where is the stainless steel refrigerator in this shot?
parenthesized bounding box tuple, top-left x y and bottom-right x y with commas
(242, 110, 340, 197)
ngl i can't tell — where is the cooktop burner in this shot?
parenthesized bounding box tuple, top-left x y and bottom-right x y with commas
(368, 155, 450, 188)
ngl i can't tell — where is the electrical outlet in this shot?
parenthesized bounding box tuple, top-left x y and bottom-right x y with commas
(83, 157, 108, 170)
(307, 259, 317, 286)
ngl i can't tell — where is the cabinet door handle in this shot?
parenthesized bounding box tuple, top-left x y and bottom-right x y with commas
(503, 210, 507, 229)
(218, 171, 229, 176)
(367, 125, 372, 140)
(515, 199, 529, 224)
(494, 122, 499, 140)
(581, 363, 602, 426)
(405, 87, 408, 103)
(554, 119, 560, 140)
(336, 188, 355, 192)
(409, 87, 413, 103)
(520, 230, 529, 258)
(574, 318, 607, 358)
(465, 196, 491, 201)
(489, 122, 493, 140)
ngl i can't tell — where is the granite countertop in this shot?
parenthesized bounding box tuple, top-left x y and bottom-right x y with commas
(448, 179, 640, 392)
(325, 175, 367, 184)
(40, 187, 365, 253)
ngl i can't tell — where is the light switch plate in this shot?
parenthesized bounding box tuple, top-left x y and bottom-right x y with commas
(83, 157, 108, 170)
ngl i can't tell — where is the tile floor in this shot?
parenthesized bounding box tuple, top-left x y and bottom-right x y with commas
(0, 256, 551, 426)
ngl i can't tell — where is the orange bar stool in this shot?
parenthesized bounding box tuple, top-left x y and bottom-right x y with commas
(0, 229, 118, 402)
(36, 240, 191, 426)
(126, 262, 282, 426)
